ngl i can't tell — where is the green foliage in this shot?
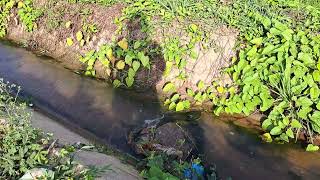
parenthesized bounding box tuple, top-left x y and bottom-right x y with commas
(17, 0, 43, 32)
(0, 0, 16, 37)
(0, 80, 103, 179)
(0, 0, 41, 37)
(214, 16, 320, 146)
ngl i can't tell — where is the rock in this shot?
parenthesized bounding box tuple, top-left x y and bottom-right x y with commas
(20, 168, 53, 180)
(0, 118, 6, 125)
(128, 122, 195, 160)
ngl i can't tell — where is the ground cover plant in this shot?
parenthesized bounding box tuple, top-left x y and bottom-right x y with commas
(0, 79, 106, 179)
(2, 0, 320, 150)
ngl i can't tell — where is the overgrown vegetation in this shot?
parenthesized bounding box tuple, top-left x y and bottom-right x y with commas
(0, 0, 42, 37)
(75, 0, 320, 149)
(0, 79, 105, 179)
(2, 0, 320, 150)
(139, 153, 220, 180)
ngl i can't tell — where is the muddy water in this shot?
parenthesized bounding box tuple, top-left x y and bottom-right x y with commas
(0, 42, 320, 180)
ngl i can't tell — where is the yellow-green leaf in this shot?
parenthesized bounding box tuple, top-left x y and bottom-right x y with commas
(163, 82, 176, 93)
(76, 31, 83, 41)
(118, 38, 128, 50)
(116, 60, 125, 70)
(217, 86, 224, 93)
(66, 38, 73, 46)
(262, 133, 272, 143)
(176, 102, 185, 112)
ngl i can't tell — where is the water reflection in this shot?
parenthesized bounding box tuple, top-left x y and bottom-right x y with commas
(0, 42, 320, 180)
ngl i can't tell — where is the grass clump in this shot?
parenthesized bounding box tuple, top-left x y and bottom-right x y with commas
(0, 79, 105, 179)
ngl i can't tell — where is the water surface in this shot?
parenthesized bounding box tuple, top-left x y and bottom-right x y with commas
(0, 42, 320, 180)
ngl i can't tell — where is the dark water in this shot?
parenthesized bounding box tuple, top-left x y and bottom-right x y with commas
(0, 42, 320, 180)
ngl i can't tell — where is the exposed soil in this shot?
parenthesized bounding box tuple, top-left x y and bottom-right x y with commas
(6, 0, 311, 145)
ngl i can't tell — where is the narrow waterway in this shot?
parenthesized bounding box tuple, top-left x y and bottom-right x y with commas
(0, 42, 320, 180)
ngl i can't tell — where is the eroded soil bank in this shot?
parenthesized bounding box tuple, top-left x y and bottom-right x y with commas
(3, 0, 238, 97)
(4, 0, 320, 146)
(1, 43, 320, 180)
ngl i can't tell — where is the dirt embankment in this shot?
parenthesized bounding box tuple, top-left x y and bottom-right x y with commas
(3, 1, 266, 130)
(4, 0, 320, 146)
(4, 1, 238, 90)
(5, 1, 123, 78)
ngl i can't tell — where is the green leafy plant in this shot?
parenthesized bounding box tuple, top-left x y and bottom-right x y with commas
(0, 79, 105, 179)
(0, 0, 16, 37)
(17, 0, 42, 32)
(215, 17, 320, 146)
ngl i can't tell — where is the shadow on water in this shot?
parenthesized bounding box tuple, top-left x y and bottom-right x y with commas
(0, 41, 165, 154)
(1, 41, 320, 180)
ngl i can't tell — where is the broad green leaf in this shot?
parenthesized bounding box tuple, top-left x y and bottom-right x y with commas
(317, 102, 320, 110)
(262, 133, 273, 143)
(262, 44, 275, 55)
(168, 102, 176, 110)
(189, 24, 198, 32)
(298, 53, 314, 67)
(125, 54, 134, 66)
(250, 37, 263, 46)
(187, 89, 195, 97)
(87, 58, 95, 66)
(312, 70, 320, 82)
(309, 111, 320, 125)
(297, 107, 312, 120)
(183, 100, 191, 109)
(270, 28, 282, 35)
(125, 76, 134, 87)
(262, 17, 271, 29)
(113, 79, 121, 88)
(301, 35, 309, 45)
(274, 20, 288, 31)
(270, 126, 282, 135)
(291, 119, 302, 128)
(128, 68, 135, 78)
(295, 97, 313, 107)
(80, 39, 85, 46)
(306, 144, 319, 152)
(260, 96, 273, 112)
(283, 117, 290, 126)
(247, 46, 257, 57)
(176, 102, 185, 112)
(286, 128, 294, 138)
(138, 52, 150, 69)
(280, 133, 289, 142)
(132, 61, 141, 72)
(171, 94, 180, 102)
(281, 29, 294, 41)
(106, 48, 115, 60)
(197, 81, 205, 90)
(262, 119, 272, 130)
(164, 61, 173, 76)
(214, 106, 224, 116)
(163, 83, 175, 93)
(312, 123, 320, 133)
(118, 38, 128, 50)
(164, 99, 171, 106)
(194, 92, 202, 102)
(310, 86, 320, 100)
(134, 41, 141, 49)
